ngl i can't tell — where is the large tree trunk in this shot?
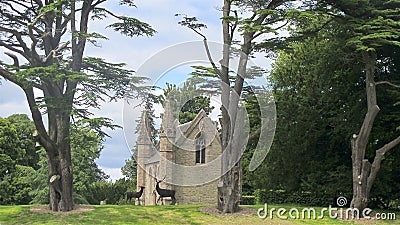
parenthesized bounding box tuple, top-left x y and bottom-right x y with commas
(350, 51, 400, 212)
(47, 147, 61, 211)
(217, 23, 251, 212)
(217, 0, 237, 213)
(218, 161, 241, 212)
(213, 0, 287, 213)
(47, 147, 73, 211)
(350, 51, 379, 212)
(25, 87, 74, 211)
(46, 113, 74, 211)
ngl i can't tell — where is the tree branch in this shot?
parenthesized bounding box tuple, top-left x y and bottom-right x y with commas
(0, 10, 30, 27)
(2, 2, 31, 20)
(376, 81, 400, 88)
(24, 87, 54, 150)
(253, 20, 288, 41)
(177, 15, 223, 79)
(4, 52, 20, 71)
(0, 27, 31, 55)
(0, 42, 27, 59)
(376, 135, 400, 155)
(202, 39, 223, 78)
(0, 67, 23, 87)
(43, 41, 70, 63)
(367, 135, 400, 194)
(229, 10, 239, 42)
(358, 105, 380, 149)
(92, 0, 107, 8)
(95, 7, 123, 20)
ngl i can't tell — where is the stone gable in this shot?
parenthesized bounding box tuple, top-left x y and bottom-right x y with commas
(136, 105, 221, 205)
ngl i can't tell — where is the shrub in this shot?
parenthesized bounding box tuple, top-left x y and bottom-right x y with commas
(241, 195, 256, 205)
(254, 189, 330, 206)
(85, 178, 135, 205)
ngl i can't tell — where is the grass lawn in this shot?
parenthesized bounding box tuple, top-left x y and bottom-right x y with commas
(0, 204, 398, 225)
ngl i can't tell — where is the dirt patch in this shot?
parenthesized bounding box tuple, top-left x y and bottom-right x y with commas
(199, 206, 257, 217)
(30, 205, 94, 215)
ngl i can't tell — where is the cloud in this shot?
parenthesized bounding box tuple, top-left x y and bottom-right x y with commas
(0, 102, 31, 118)
(84, 0, 223, 70)
(0, 1, 247, 181)
(99, 166, 125, 182)
(0, 81, 26, 104)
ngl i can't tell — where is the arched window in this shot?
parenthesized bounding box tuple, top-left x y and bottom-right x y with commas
(195, 132, 206, 164)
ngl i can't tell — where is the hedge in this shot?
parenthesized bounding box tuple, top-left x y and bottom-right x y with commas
(254, 189, 331, 206)
(240, 195, 256, 205)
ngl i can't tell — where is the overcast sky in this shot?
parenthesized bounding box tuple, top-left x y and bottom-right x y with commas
(0, 0, 272, 181)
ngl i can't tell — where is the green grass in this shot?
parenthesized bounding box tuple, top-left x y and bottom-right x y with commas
(0, 204, 398, 225)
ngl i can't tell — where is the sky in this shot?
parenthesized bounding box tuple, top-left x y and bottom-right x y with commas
(0, 0, 272, 181)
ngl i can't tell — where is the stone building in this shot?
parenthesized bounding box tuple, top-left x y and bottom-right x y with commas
(136, 101, 221, 205)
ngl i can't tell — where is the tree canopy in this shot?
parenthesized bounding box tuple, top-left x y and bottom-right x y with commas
(0, 0, 154, 211)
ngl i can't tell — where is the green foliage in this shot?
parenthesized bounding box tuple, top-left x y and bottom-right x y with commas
(176, 15, 208, 32)
(254, 189, 331, 206)
(241, 88, 262, 195)
(321, 0, 400, 52)
(366, 45, 400, 209)
(107, 16, 156, 37)
(251, 3, 400, 210)
(0, 117, 24, 183)
(240, 195, 256, 205)
(29, 149, 49, 204)
(249, 17, 364, 199)
(179, 96, 214, 124)
(70, 123, 109, 198)
(85, 178, 135, 205)
(160, 81, 214, 124)
(0, 116, 38, 204)
(8, 165, 36, 205)
(16, 64, 82, 88)
(121, 151, 137, 181)
(6, 114, 39, 169)
(29, 120, 109, 205)
(137, 93, 159, 143)
(0, 117, 24, 204)
(120, 0, 137, 7)
(313, 0, 400, 209)
(0, 0, 155, 210)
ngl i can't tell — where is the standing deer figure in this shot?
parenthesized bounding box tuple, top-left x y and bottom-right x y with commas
(126, 186, 145, 205)
(155, 177, 176, 205)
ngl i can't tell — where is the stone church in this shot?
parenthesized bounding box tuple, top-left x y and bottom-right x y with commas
(136, 101, 222, 205)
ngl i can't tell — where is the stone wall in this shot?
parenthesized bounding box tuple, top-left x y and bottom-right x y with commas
(175, 180, 218, 204)
(138, 110, 222, 205)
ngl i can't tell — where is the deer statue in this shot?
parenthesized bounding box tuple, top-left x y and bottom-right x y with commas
(155, 176, 176, 205)
(126, 186, 145, 205)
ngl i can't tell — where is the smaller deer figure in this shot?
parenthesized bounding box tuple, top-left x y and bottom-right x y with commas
(126, 186, 145, 205)
(155, 176, 176, 205)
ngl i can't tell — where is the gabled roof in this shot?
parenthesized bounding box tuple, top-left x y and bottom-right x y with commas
(177, 109, 207, 135)
(142, 108, 220, 166)
(175, 109, 221, 146)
